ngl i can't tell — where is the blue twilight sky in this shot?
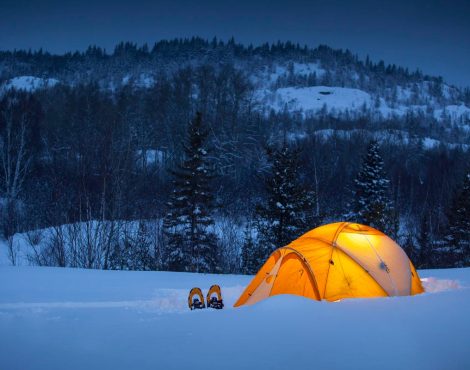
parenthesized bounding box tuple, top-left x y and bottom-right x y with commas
(1, 0, 469, 87)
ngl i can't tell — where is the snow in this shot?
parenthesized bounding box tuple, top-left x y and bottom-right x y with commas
(135, 149, 165, 166)
(270, 65, 287, 82)
(264, 86, 372, 116)
(122, 74, 155, 88)
(422, 137, 441, 149)
(0, 265, 468, 370)
(1, 76, 59, 92)
(292, 62, 325, 77)
(305, 129, 470, 151)
(251, 62, 324, 88)
(434, 104, 470, 122)
(0, 220, 148, 267)
(396, 85, 413, 102)
(253, 81, 470, 125)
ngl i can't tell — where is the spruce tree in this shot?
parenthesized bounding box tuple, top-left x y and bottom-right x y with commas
(163, 112, 218, 273)
(445, 172, 470, 267)
(254, 143, 318, 266)
(350, 140, 395, 234)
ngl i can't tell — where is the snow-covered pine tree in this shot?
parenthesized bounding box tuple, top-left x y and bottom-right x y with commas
(350, 140, 395, 235)
(445, 172, 470, 267)
(254, 143, 318, 266)
(163, 112, 218, 273)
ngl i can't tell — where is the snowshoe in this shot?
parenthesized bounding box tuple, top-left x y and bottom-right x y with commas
(188, 287, 205, 310)
(206, 284, 224, 309)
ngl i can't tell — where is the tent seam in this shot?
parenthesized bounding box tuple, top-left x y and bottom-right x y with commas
(334, 243, 389, 297)
(281, 246, 322, 300)
(322, 222, 350, 298)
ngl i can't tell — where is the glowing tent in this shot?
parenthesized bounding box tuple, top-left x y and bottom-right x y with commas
(234, 222, 424, 307)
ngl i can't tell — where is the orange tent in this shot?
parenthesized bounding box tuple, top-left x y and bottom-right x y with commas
(234, 222, 424, 307)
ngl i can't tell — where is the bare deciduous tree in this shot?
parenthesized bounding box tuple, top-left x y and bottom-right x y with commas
(0, 106, 32, 238)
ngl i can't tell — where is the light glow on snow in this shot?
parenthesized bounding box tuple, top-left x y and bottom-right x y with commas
(0, 266, 468, 370)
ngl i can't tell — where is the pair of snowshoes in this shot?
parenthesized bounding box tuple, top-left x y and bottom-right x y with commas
(188, 285, 224, 310)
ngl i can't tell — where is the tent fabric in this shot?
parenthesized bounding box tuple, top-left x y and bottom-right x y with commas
(234, 222, 424, 307)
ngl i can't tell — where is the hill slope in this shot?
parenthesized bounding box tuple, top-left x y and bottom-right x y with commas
(1, 39, 469, 126)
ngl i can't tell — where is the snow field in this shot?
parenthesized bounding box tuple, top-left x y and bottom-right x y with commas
(270, 86, 372, 113)
(0, 266, 469, 370)
(258, 85, 470, 124)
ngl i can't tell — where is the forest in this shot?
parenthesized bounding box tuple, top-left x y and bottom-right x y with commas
(0, 38, 469, 271)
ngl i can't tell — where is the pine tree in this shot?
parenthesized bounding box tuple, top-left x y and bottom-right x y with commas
(163, 112, 218, 273)
(254, 143, 318, 266)
(350, 140, 395, 234)
(445, 172, 470, 267)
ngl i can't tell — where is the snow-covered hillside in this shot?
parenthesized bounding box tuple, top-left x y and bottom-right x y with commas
(2, 41, 470, 128)
(255, 84, 470, 123)
(260, 86, 372, 116)
(1, 76, 59, 92)
(303, 128, 470, 151)
(0, 266, 468, 370)
(3, 71, 469, 126)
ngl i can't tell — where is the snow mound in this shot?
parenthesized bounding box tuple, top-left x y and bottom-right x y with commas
(2, 76, 59, 92)
(422, 277, 462, 292)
